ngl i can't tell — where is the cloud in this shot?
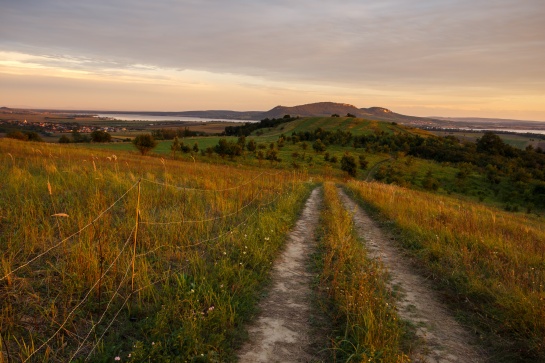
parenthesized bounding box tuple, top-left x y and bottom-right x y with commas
(1, 0, 544, 91)
(1, 0, 545, 119)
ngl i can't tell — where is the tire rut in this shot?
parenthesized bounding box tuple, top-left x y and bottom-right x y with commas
(237, 188, 325, 363)
(337, 187, 487, 363)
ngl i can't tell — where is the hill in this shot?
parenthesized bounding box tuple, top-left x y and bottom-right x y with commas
(251, 116, 430, 140)
(258, 102, 361, 119)
(256, 102, 435, 125)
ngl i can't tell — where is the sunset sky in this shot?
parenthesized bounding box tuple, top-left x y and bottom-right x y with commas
(1, 0, 544, 120)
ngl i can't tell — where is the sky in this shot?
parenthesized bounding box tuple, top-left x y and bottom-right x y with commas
(1, 0, 544, 120)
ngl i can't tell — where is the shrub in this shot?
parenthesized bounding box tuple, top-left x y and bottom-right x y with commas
(341, 153, 357, 177)
(133, 134, 158, 155)
(91, 130, 112, 143)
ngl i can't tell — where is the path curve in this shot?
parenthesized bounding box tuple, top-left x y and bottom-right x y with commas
(338, 188, 486, 363)
(238, 188, 324, 363)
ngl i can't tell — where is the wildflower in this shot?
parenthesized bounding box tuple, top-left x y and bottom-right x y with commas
(264, 237, 270, 241)
(208, 306, 215, 311)
(191, 289, 195, 293)
(128, 354, 132, 358)
(152, 342, 155, 345)
(115, 357, 121, 361)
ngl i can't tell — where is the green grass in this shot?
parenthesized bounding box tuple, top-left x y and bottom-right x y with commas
(314, 182, 409, 362)
(429, 130, 541, 150)
(345, 181, 545, 362)
(0, 138, 313, 362)
(253, 116, 426, 140)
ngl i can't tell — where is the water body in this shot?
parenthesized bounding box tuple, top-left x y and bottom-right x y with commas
(471, 128, 545, 135)
(440, 128, 545, 135)
(93, 113, 253, 123)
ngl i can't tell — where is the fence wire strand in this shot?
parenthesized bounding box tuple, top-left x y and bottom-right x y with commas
(1, 180, 139, 282)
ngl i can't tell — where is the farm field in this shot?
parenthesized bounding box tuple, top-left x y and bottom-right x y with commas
(1, 114, 545, 362)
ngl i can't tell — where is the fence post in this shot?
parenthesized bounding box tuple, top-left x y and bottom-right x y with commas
(131, 178, 142, 292)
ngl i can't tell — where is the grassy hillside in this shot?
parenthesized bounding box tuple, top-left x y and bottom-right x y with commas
(252, 116, 430, 140)
(345, 181, 545, 361)
(0, 139, 313, 362)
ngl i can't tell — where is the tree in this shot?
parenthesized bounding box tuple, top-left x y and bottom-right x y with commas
(312, 139, 326, 153)
(193, 142, 199, 153)
(133, 134, 158, 155)
(246, 139, 257, 152)
(214, 138, 242, 158)
(171, 136, 181, 157)
(476, 132, 509, 155)
(91, 130, 112, 143)
(358, 154, 368, 170)
(341, 153, 357, 177)
(266, 149, 280, 164)
(237, 135, 246, 149)
(71, 130, 89, 143)
(59, 135, 71, 144)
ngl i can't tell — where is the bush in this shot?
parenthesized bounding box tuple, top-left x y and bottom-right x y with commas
(214, 138, 242, 158)
(246, 139, 257, 152)
(312, 139, 326, 153)
(91, 130, 112, 143)
(6, 131, 27, 141)
(341, 153, 357, 177)
(133, 134, 158, 155)
(59, 135, 71, 144)
(359, 154, 369, 170)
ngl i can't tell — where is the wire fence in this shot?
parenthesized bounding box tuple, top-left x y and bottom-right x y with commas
(1, 169, 306, 362)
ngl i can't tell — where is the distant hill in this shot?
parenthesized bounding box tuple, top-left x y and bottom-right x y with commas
(258, 102, 361, 119)
(16, 104, 545, 130)
(257, 102, 435, 125)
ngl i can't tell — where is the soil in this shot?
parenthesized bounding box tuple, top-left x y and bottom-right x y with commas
(337, 188, 487, 363)
(237, 188, 325, 363)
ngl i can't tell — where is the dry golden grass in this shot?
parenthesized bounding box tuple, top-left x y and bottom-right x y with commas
(0, 138, 312, 362)
(317, 182, 409, 362)
(347, 180, 545, 359)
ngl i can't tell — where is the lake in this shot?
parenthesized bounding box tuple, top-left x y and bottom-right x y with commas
(93, 113, 253, 123)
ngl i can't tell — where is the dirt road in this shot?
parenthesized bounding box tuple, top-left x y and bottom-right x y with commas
(338, 188, 486, 363)
(237, 188, 325, 363)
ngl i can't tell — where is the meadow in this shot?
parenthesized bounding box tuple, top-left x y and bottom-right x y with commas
(0, 139, 312, 362)
(345, 181, 545, 361)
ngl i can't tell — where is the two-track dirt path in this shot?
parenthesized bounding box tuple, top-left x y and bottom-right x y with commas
(237, 188, 325, 363)
(337, 188, 486, 363)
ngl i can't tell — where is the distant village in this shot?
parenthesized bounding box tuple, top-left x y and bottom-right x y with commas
(0, 118, 127, 136)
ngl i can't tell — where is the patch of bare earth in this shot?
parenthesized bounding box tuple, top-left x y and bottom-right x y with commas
(337, 188, 487, 363)
(238, 188, 325, 363)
